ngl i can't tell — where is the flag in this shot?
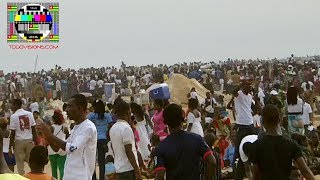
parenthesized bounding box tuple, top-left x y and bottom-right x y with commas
(7, 35, 18, 41)
(49, 5, 59, 12)
(8, 5, 18, 12)
(49, 34, 59, 41)
(29, 24, 39, 30)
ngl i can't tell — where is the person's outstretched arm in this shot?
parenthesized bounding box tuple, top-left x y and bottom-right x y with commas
(124, 144, 142, 180)
(40, 122, 66, 152)
(295, 157, 315, 180)
(122, 126, 142, 180)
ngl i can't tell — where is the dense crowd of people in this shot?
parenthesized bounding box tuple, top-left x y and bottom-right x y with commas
(1, 55, 320, 179)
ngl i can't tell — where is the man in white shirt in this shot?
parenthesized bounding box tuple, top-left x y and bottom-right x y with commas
(109, 101, 142, 180)
(19, 76, 27, 91)
(142, 72, 152, 85)
(232, 81, 255, 180)
(29, 100, 39, 113)
(257, 87, 265, 107)
(10, 80, 16, 99)
(56, 78, 62, 92)
(201, 73, 208, 84)
(40, 94, 97, 180)
(97, 79, 104, 96)
(9, 99, 37, 175)
(302, 101, 313, 129)
(219, 78, 224, 93)
(89, 78, 97, 95)
(55, 78, 62, 100)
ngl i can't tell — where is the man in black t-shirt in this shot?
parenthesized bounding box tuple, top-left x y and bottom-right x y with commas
(251, 104, 314, 180)
(153, 104, 216, 180)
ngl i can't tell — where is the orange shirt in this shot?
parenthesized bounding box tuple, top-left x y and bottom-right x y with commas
(24, 173, 53, 180)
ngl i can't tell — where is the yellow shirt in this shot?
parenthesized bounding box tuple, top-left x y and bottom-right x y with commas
(0, 174, 29, 180)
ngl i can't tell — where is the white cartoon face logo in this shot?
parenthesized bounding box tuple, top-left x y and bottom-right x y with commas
(14, 4, 53, 42)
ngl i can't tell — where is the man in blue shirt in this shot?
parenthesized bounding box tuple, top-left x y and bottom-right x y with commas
(154, 104, 216, 180)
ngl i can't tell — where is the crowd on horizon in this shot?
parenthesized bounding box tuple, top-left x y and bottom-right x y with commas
(1, 54, 320, 180)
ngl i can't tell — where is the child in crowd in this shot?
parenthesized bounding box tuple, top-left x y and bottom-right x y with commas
(24, 146, 55, 180)
(211, 107, 231, 137)
(253, 108, 262, 134)
(224, 134, 236, 169)
(0, 117, 15, 172)
(105, 155, 116, 180)
(141, 134, 161, 179)
(148, 134, 160, 170)
(190, 87, 198, 99)
(210, 107, 231, 168)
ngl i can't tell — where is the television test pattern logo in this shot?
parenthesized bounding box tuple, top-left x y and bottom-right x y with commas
(7, 2, 59, 49)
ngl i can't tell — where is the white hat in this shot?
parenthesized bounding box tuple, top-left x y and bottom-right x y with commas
(270, 90, 278, 95)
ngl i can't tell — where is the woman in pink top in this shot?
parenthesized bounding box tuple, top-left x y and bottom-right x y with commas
(152, 99, 168, 141)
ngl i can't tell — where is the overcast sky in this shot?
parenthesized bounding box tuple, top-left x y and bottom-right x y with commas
(1, 0, 320, 73)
